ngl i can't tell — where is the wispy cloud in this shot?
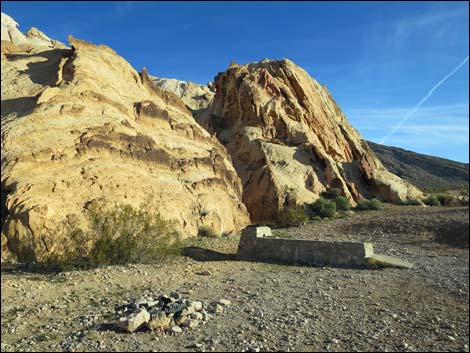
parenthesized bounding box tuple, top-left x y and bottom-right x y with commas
(379, 56, 469, 143)
(348, 103, 469, 122)
(392, 8, 466, 45)
(347, 103, 469, 155)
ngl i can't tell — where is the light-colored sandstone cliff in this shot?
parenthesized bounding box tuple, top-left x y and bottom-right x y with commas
(199, 59, 423, 222)
(1, 32, 249, 262)
(1, 12, 66, 48)
(151, 77, 215, 112)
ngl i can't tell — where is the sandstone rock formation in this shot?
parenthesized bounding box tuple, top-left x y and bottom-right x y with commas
(1, 20, 249, 262)
(1, 12, 66, 48)
(151, 77, 214, 112)
(199, 59, 423, 222)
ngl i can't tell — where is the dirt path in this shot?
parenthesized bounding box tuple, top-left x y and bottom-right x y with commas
(1, 206, 469, 352)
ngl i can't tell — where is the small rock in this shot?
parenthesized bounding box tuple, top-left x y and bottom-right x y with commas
(147, 310, 171, 331)
(170, 292, 181, 300)
(171, 326, 182, 334)
(209, 304, 224, 314)
(191, 301, 203, 311)
(191, 312, 204, 320)
(181, 306, 195, 316)
(183, 319, 199, 329)
(219, 299, 231, 306)
(196, 270, 211, 276)
(174, 315, 188, 326)
(116, 308, 150, 333)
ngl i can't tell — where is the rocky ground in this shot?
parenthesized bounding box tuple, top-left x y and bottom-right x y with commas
(1, 205, 469, 352)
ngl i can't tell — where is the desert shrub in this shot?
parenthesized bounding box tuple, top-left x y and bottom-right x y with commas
(321, 188, 343, 199)
(399, 199, 422, 206)
(198, 225, 219, 238)
(57, 201, 180, 268)
(335, 196, 351, 211)
(436, 195, 447, 205)
(309, 197, 337, 218)
(355, 198, 383, 211)
(368, 198, 383, 210)
(277, 205, 308, 227)
(424, 195, 441, 207)
(355, 200, 370, 211)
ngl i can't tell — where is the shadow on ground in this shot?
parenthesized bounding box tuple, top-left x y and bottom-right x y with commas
(182, 246, 236, 262)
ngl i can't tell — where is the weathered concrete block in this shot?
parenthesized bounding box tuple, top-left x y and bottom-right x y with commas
(237, 226, 411, 269)
(365, 254, 413, 269)
(237, 225, 375, 267)
(241, 226, 272, 238)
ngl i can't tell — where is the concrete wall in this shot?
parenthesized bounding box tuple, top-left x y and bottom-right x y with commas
(236, 227, 374, 268)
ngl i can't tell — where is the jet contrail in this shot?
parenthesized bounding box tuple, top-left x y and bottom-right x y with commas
(380, 55, 469, 144)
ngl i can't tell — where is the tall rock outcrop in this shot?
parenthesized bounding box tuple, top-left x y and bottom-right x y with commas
(1, 23, 249, 261)
(199, 59, 423, 222)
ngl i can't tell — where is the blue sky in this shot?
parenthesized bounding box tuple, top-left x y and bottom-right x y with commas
(3, 1, 469, 162)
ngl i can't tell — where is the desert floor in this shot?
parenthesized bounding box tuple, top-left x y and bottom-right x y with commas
(1, 205, 469, 352)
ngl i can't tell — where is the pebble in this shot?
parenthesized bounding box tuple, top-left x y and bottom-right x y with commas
(171, 326, 183, 334)
(219, 299, 231, 306)
(196, 270, 212, 276)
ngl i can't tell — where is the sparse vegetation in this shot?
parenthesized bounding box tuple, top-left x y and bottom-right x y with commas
(277, 205, 308, 227)
(399, 199, 422, 206)
(51, 201, 181, 269)
(321, 188, 343, 199)
(198, 225, 219, 238)
(335, 195, 351, 211)
(424, 195, 441, 207)
(309, 197, 337, 218)
(368, 198, 383, 210)
(436, 195, 447, 205)
(356, 198, 383, 211)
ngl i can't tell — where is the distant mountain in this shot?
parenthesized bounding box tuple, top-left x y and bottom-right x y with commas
(368, 141, 469, 191)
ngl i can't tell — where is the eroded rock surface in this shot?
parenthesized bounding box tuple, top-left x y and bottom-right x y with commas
(151, 77, 215, 112)
(1, 27, 249, 261)
(199, 59, 423, 222)
(1, 12, 66, 48)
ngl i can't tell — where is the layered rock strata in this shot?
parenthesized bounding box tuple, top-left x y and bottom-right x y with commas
(1, 30, 249, 261)
(199, 59, 423, 222)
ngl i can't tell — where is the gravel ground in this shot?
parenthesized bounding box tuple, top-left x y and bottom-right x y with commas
(1, 205, 469, 352)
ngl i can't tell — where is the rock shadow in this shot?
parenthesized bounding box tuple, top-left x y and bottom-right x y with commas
(182, 246, 236, 262)
(1, 262, 63, 275)
(1, 96, 36, 118)
(16, 49, 68, 86)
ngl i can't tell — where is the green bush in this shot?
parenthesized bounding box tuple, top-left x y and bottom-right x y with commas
(56, 201, 180, 268)
(368, 198, 383, 210)
(335, 196, 351, 211)
(355, 200, 370, 211)
(198, 225, 218, 238)
(277, 205, 308, 227)
(321, 188, 343, 199)
(400, 199, 421, 206)
(309, 197, 337, 218)
(424, 196, 441, 207)
(436, 195, 447, 205)
(355, 198, 383, 211)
